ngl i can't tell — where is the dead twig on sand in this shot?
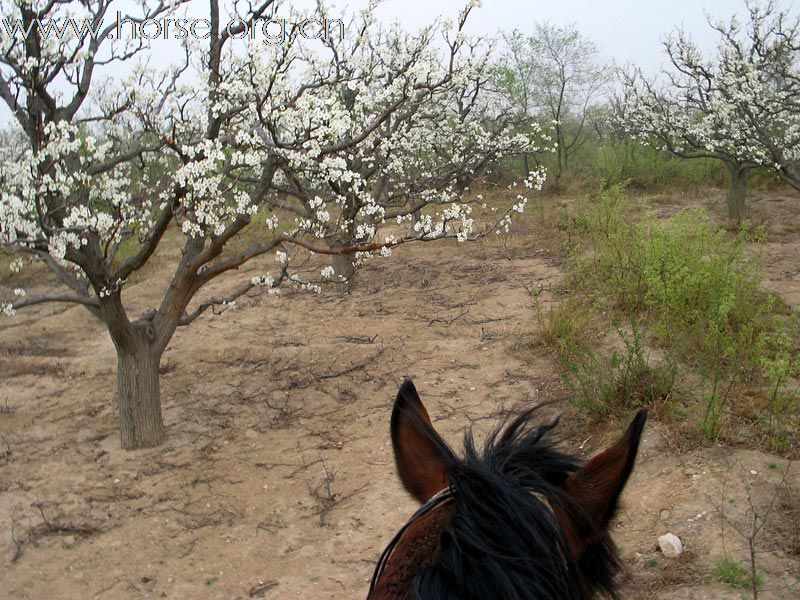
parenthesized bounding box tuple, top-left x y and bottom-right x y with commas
(305, 460, 368, 527)
(428, 307, 470, 326)
(10, 503, 98, 563)
(248, 580, 279, 597)
(341, 334, 378, 344)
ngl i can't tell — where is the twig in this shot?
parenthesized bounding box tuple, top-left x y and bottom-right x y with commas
(248, 580, 279, 597)
(341, 334, 378, 344)
(428, 307, 470, 326)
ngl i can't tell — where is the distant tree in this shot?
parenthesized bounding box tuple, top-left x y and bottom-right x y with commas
(618, 0, 800, 222)
(0, 0, 546, 449)
(495, 23, 612, 188)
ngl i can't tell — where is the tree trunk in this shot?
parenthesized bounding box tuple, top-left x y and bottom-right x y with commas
(116, 339, 165, 450)
(553, 125, 565, 191)
(725, 161, 749, 223)
(332, 251, 356, 289)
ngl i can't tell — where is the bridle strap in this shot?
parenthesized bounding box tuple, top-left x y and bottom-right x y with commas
(368, 486, 455, 595)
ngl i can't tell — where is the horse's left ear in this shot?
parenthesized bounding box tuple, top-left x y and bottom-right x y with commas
(391, 380, 453, 504)
(561, 410, 647, 540)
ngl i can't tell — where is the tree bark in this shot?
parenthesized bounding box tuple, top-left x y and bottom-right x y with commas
(115, 337, 165, 450)
(724, 161, 749, 223)
(332, 250, 356, 290)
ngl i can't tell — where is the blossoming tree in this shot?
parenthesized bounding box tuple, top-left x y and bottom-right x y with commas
(0, 0, 546, 449)
(708, 1, 800, 192)
(617, 0, 800, 222)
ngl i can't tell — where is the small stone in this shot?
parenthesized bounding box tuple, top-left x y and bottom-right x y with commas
(750, 469, 758, 475)
(659, 509, 671, 521)
(62, 535, 76, 548)
(245, 429, 258, 438)
(658, 533, 683, 558)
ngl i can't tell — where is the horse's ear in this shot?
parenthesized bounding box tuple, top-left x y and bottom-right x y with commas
(391, 380, 452, 504)
(562, 410, 647, 539)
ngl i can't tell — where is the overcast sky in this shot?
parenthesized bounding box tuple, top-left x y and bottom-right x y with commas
(1, 0, 798, 125)
(360, 0, 798, 73)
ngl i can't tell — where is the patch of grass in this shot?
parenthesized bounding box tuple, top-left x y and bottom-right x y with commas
(714, 558, 763, 590)
(533, 300, 596, 357)
(632, 549, 709, 596)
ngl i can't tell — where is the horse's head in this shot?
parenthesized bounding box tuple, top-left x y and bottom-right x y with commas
(368, 380, 647, 600)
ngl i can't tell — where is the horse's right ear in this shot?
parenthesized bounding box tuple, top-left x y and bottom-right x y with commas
(391, 380, 452, 504)
(561, 409, 647, 550)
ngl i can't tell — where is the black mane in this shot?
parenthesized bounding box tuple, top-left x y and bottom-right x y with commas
(413, 408, 622, 600)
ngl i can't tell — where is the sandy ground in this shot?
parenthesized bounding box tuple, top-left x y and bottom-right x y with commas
(1, 191, 799, 599)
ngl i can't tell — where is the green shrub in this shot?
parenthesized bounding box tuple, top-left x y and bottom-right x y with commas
(757, 314, 800, 446)
(561, 184, 799, 442)
(573, 184, 773, 372)
(561, 323, 678, 418)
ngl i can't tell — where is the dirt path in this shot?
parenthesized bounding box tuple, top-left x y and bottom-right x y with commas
(1, 202, 799, 599)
